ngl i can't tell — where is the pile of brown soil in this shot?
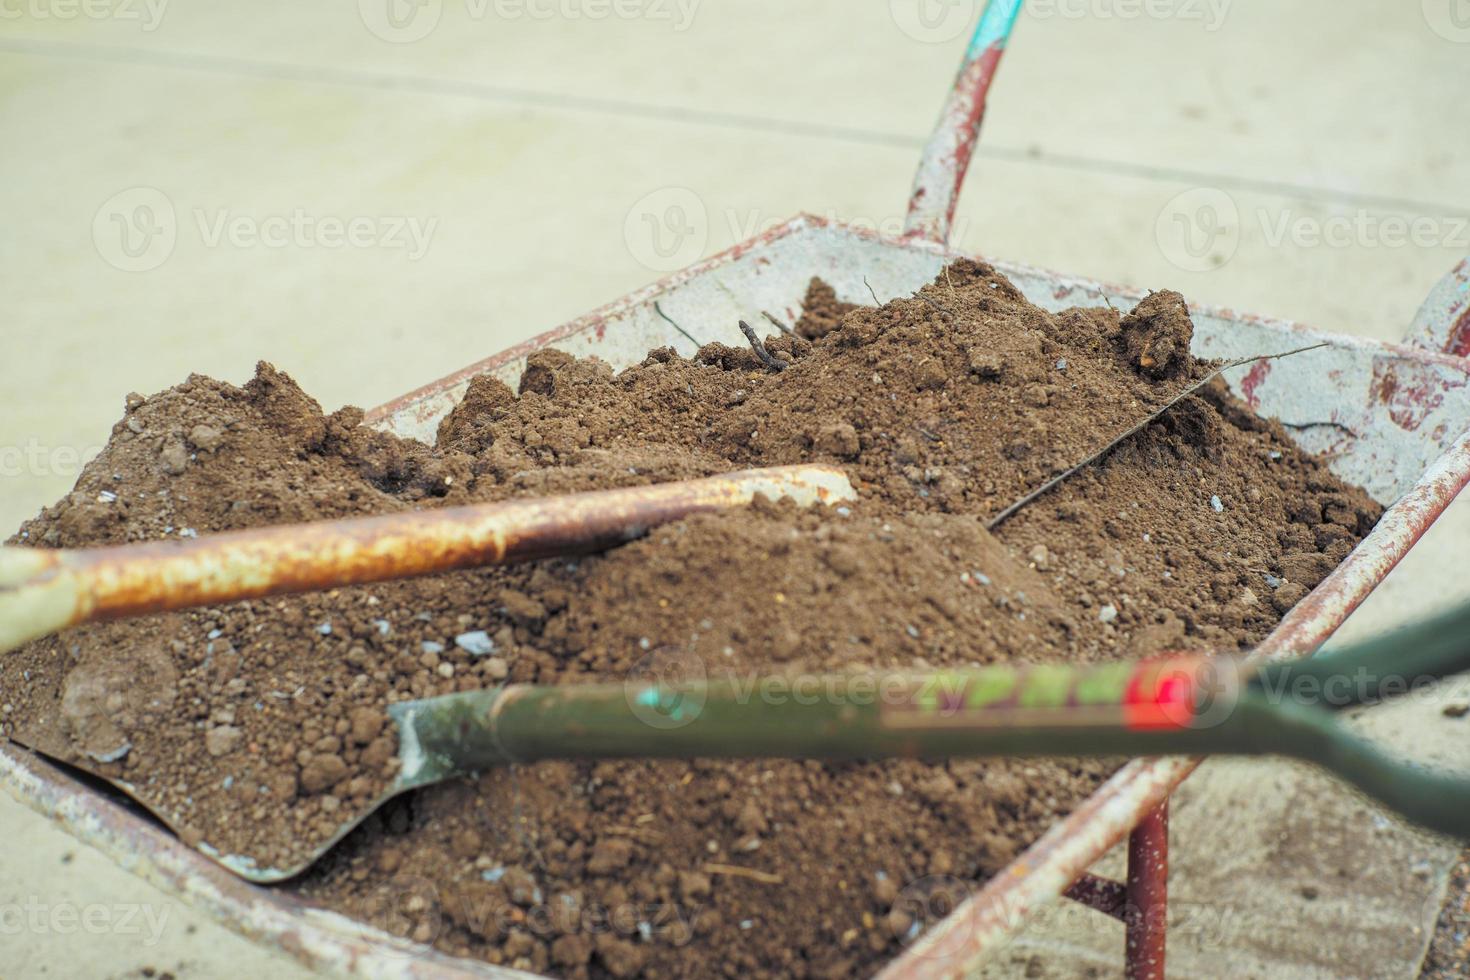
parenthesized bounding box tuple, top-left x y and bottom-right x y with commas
(1, 261, 1381, 977)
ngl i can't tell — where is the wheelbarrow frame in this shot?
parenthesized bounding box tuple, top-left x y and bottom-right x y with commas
(4, 5, 1469, 977)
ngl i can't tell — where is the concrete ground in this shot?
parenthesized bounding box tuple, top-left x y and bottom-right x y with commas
(2, 1, 1469, 976)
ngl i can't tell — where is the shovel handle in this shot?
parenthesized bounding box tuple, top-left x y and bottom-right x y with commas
(389, 659, 1232, 787)
(0, 465, 855, 654)
(390, 653, 1470, 839)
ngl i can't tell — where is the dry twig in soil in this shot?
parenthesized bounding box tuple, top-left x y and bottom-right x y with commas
(739, 320, 787, 373)
(762, 311, 796, 337)
(654, 300, 702, 349)
(986, 343, 1331, 531)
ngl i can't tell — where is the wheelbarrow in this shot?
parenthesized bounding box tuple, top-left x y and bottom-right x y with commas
(4, 2, 1470, 977)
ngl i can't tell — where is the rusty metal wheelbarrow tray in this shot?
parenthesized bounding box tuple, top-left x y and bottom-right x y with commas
(5, 5, 1470, 977)
(4, 213, 1468, 979)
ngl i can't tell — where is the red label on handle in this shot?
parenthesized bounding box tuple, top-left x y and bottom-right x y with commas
(1123, 657, 1208, 731)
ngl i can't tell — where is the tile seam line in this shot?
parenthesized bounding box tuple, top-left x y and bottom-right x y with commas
(1, 36, 1467, 220)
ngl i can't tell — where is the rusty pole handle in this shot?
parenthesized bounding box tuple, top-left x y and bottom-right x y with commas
(0, 464, 855, 654)
(902, 0, 1024, 245)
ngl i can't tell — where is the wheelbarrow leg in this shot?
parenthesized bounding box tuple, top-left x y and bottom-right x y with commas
(1125, 802, 1169, 980)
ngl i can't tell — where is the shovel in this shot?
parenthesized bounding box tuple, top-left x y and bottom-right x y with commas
(0, 464, 856, 654)
(5, 465, 1467, 882)
(209, 597, 1470, 881)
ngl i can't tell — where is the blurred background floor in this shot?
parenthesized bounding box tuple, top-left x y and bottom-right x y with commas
(2, 2, 1468, 976)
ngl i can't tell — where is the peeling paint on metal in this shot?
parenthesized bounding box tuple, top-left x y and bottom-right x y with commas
(1370, 357, 1449, 432)
(1239, 358, 1272, 409)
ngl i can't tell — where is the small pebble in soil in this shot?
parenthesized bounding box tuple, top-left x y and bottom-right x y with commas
(315, 622, 332, 636)
(454, 631, 495, 656)
(1264, 573, 1283, 589)
(421, 640, 445, 655)
(1210, 495, 1224, 513)
(204, 725, 242, 757)
(1098, 604, 1119, 624)
(93, 742, 131, 763)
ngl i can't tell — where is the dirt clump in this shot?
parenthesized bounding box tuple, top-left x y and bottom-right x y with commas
(1118, 289, 1195, 381)
(793, 277, 861, 340)
(1, 260, 1382, 976)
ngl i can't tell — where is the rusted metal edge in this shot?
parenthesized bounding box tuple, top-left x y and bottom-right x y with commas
(879, 424, 1470, 978)
(5, 213, 1468, 978)
(1406, 257, 1470, 358)
(902, 0, 1024, 246)
(0, 744, 534, 979)
(363, 215, 1470, 439)
(364, 213, 832, 430)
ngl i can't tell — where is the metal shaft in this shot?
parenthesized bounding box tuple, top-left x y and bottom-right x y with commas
(389, 655, 1470, 840)
(0, 464, 855, 653)
(391, 659, 1229, 790)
